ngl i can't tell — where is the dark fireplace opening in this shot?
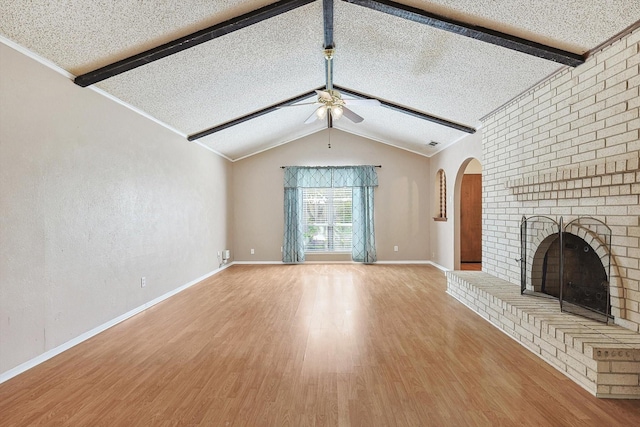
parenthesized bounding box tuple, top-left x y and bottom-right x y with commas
(540, 233, 610, 316)
(520, 216, 613, 323)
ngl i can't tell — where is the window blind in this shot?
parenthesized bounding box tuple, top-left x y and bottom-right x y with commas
(302, 187, 352, 252)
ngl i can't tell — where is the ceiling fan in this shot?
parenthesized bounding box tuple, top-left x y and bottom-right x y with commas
(290, 48, 381, 124)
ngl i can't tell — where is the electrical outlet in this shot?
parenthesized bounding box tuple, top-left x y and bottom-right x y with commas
(217, 251, 221, 257)
(141, 277, 146, 288)
(280, 246, 283, 252)
(394, 245, 399, 252)
(251, 248, 255, 255)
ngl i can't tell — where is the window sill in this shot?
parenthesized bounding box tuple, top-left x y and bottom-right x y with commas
(433, 217, 448, 222)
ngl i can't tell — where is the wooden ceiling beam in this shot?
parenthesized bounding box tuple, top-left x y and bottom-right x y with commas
(343, 0, 585, 67)
(324, 0, 334, 129)
(74, 0, 315, 87)
(333, 85, 476, 133)
(323, 0, 335, 49)
(189, 84, 476, 140)
(188, 88, 323, 141)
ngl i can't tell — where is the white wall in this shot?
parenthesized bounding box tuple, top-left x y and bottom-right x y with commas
(465, 158, 482, 174)
(0, 42, 233, 375)
(232, 129, 431, 262)
(428, 132, 483, 269)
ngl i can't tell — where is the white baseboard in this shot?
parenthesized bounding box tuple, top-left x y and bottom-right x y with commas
(233, 261, 356, 265)
(375, 260, 431, 265)
(0, 263, 233, 385)
(232, 261, 284, 265)
(375, 260, 449, 271)
(426, 261, 449, 271)
(233, 259, 448, 270)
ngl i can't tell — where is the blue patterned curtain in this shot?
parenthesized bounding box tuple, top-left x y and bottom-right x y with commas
(283, 187, 304, 263)
(283, 166, 378, 263)
(350, 167, 377, 263)
(332, 166, 378, 188)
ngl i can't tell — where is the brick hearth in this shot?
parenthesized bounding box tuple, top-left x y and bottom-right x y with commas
(447, 271, 640, 399)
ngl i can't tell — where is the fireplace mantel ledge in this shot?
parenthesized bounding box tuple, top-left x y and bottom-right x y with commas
(505, 157, 640, 193)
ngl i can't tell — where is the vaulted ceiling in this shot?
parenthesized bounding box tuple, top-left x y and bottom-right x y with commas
(2, 1, 639, 160)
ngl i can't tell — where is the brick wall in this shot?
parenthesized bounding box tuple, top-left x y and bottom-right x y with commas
(482, 27, 640, 332)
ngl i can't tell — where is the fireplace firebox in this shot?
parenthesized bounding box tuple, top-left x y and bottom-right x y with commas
(519, 216, 612, 323)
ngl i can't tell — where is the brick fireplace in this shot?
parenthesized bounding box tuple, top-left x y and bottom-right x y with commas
(449, 26, 640, 397)
(482, 26, 640, 332)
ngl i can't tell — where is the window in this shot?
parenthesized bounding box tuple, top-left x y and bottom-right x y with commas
(302, 187, 352, 252)
(283, 165, 378, 263)
(434, 169, 447, 221)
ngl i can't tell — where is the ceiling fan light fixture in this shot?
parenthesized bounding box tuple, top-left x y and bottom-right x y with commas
(294, 50, 377, 125)
(331, 105, 343, 120)
(316, 105, 328, 119)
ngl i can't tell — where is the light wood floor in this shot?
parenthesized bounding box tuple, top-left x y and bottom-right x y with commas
(1, 265, 639, 426)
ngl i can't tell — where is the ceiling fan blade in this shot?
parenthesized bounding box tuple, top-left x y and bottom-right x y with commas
(315, 89, 332, 101)
(280, 102, 319, 107)
(344, 98, 381, 107)
(304, 108, 320, 124)
(341, 106, 364, 123)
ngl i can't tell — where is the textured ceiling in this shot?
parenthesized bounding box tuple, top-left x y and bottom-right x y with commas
(1, 1, 639, 161)
(399, 0, 640, 53)
(334, 1, 561, 127)
(97, 2, 324, 134)
(0, 0, 278, 74)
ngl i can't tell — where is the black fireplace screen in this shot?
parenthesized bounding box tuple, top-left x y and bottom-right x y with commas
(519, 216, 612, 323)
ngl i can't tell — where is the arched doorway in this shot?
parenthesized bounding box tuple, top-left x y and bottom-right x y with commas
(454, 158, 482, 270)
